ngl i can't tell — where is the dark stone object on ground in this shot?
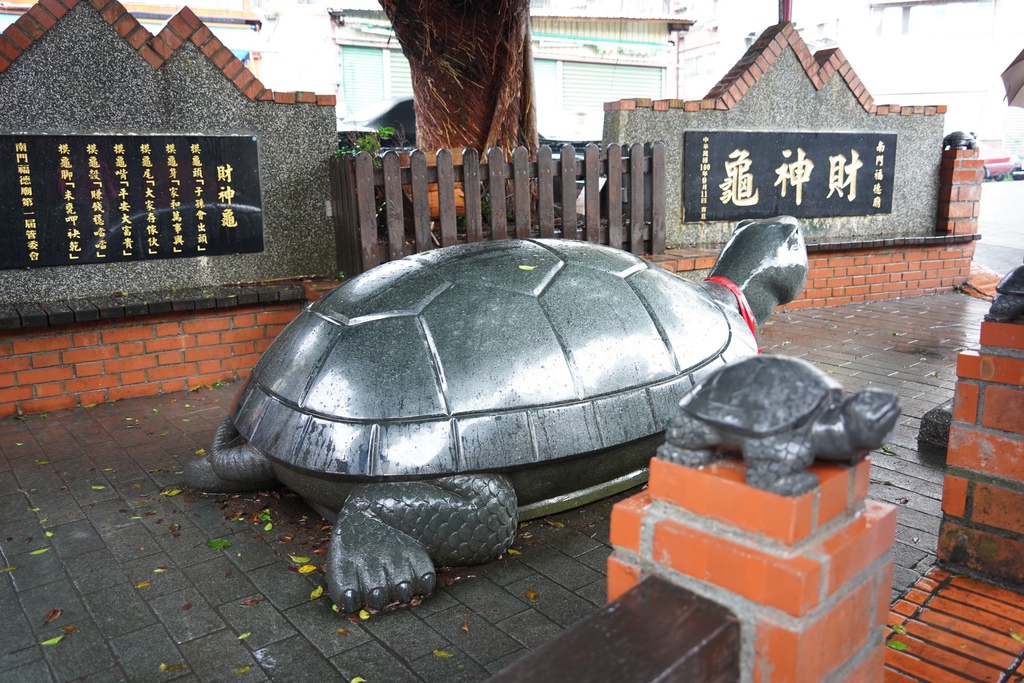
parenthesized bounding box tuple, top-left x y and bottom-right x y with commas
(185, 218, 808, 610)
(918, 402, 953, 450)
(985, 263, 1024, 322)
(658, 355, 901, 495)
(488, 576, 739, 682)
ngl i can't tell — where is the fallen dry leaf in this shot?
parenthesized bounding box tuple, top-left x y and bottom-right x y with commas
(240, 597, 263, 607)
(43, 608, 62, 625)
(460, 620, 469, 633)
(525, 589, 539, 601)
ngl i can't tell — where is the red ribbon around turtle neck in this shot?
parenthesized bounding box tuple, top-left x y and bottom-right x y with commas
(705, 275, 759, 344)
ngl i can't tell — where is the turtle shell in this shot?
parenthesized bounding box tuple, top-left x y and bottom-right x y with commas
(678, 355, 845, 436)
(996, 264, 1024, 295)
(231, 239, 756, 477)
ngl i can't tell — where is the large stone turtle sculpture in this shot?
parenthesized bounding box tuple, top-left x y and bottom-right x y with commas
(658, 355, 901, 495)
(185, 216, 808, 611)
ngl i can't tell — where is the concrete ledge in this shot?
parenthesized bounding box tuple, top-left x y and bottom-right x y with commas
(0, 280, 314, 330)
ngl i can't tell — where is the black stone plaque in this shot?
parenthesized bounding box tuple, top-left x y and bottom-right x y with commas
(683, 131, 897, 222)
(0, 134, 263, 269)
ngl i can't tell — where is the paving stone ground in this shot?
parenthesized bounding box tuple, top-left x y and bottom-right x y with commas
(0, 291, 991, 682)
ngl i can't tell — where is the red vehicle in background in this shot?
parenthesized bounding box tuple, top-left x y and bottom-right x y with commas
(979, 143, 1023, 181)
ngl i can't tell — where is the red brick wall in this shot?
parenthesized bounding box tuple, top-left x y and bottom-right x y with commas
(0, 301, 303, 417)
(938, 322, 1024, 584)
(649, 240, 975, 310)
(789, 242, 975, 309)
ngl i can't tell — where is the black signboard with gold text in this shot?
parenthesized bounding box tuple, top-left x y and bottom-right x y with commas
(0, 134, 263, 269)
(684, 131, 897, 222)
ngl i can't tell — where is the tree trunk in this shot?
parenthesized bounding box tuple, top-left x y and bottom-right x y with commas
(380, 0, 538, 154)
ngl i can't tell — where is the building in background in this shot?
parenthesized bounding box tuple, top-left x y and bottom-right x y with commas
(6, 0, 1018, 149)
(329, 0, 690, 140)
(678, 0, 1024, 149)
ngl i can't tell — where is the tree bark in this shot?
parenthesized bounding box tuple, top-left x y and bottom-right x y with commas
(380, 0, 538, 154)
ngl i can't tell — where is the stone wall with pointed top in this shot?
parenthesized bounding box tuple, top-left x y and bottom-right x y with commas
(603, 23, 946, 249)
(0, 0, 337, 304)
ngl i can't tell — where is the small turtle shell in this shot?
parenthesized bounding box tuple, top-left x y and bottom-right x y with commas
(996, 264, 1024, 295)
(678, 355, 845, 436)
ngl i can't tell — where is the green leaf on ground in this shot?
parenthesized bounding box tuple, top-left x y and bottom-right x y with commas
(433, 650, 453, 658)
(310, 586, 324, 600)
(237, 632, 251, 640)
(234, 665, 252, 675)
(206, 539, 232, 550)
(886, 641, 908, 651)
(890, 624, 907, 635)
(29, 548, 49, 555)
(38, 635, 63, 646)
(289, 555, 310, 564)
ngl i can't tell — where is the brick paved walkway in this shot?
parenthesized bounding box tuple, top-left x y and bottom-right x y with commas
(0, 291, 1002, 682)
(886, 569, 1024, 682)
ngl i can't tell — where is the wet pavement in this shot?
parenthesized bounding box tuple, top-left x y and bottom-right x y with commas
(0, 289, 991, 682)
(976, 180, 1024, 277)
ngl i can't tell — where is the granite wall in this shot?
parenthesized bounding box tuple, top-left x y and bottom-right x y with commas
(603, 23, 946, 249)
(0, 0, 337, 304)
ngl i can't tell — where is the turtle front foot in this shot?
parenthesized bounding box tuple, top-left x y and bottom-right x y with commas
(746, 464, 819, 496)
(327, 510, 436, 612)
(656, 443, 716, 468)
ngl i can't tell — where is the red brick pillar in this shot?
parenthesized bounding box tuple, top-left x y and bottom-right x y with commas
(609, 457, 895, 682)
(939, 322, 1024, 583)
(936, 147, 982, 235)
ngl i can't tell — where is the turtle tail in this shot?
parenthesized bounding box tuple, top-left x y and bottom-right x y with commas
(184, 416, 278, 492)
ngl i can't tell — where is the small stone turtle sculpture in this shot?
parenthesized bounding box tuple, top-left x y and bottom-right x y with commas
(984, 262, 1024, 323)
(942, 131, 978, 151)
(657, 355, 901, 495)
(185, 216, 809, 611)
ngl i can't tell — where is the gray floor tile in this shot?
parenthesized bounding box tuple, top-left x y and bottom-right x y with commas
(178, 628, 269, 682)
(329, 639, 422, 683)
(411, 644, 491, 683)
(244, 563, 319, 611)
(83, 583, 157, 639)
(423, 607, 523, 666)
(109, 623, 189, 681)
(146, 588, 227, 644)
(444, 576, 529, 622)
(495, 608, 564, 650)
(283, 599, 371, 658)
(251, 634, 344, 682)
(216, 596, 298, 651)
(360, 607, 450, 661)
(183, 555, 260, 605)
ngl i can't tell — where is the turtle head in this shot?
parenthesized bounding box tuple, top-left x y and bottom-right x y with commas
(839, 389, 902, 454)
(707, 216, 808, 328)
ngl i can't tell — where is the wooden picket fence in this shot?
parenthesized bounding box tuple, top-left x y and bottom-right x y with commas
(330, 142, 666, 277)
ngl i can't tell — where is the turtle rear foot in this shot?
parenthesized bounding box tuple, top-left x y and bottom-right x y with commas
(183, 417, 278, 493)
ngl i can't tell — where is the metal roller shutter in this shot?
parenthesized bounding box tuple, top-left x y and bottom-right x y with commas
(562, 61, 664, 111)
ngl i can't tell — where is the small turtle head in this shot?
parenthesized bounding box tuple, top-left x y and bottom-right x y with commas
(841, 389, 901, 451)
